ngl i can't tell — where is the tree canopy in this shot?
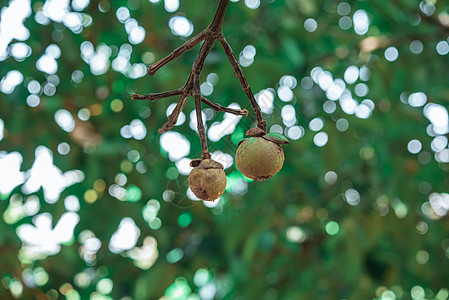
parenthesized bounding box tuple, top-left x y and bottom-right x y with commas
(1, 0, 449, 299)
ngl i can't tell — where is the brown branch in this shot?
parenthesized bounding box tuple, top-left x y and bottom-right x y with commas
(157, 37, 216, 136)
(147, 30, 208, 76)
(209, 0, 230, 31)
(132, 0, 267, 159)
(131, 88, 183, 101)
(218, 33, 267, 132)
(192, 38, 216, 79)
(194, 95, 211, 159)
(158, 94, 188, 133)
(201, 96, 248, 116)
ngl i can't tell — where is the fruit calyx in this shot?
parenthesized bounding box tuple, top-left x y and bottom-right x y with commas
(245, 127, 266, 137)
(190, 158, 224, 170)
(262, 132, 290, 145)
(242, 128, 290, 146)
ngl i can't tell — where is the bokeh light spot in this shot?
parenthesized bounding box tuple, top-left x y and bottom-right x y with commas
(325, 221, 339, 236)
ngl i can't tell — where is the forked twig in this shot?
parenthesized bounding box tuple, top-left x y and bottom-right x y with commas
(131, 0, 266, 159)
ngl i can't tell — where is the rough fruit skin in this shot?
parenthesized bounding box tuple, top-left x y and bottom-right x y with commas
(236, 137, 284, 181)
(188, 159, 226, 201)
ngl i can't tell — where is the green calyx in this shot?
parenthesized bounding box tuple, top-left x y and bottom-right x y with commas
(262, 132, 290, 145)
(243, 127, 289, 146)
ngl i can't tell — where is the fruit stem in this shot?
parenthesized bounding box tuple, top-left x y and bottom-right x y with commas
(194, 95, 211, 159)
(217, 33, 267, 131)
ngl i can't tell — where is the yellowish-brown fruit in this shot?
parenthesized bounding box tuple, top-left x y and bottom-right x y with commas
(188, 159, 226, 201)
(235, 137, 284, 181)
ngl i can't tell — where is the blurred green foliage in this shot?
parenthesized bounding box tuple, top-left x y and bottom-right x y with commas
(1, 0, 449, 299)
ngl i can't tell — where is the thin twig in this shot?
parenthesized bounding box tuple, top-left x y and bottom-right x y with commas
(132, 0, 267, 158)
(131, 88, 183, 101)
(158, 94, 188, 133)
(148, 30, 208, 76)
(201, 96, 248, 116)
(218, 33, 267, 131)
(194, 95, 211, 159)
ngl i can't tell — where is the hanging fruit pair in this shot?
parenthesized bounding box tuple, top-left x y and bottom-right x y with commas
(132, 0, 289, 201)
(188, 129, 289, 201)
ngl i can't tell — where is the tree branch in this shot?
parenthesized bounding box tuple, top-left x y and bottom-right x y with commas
(209, 0, 230, 32)
(158, 94, 188, 133)
(201, 96, 248, 116)
(131, 88, 183, 101)
(218, 33, 266, 131)
(132, 0, 267, 159)
(194, 95, 211, 159)
(147, 30, 208, 76)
